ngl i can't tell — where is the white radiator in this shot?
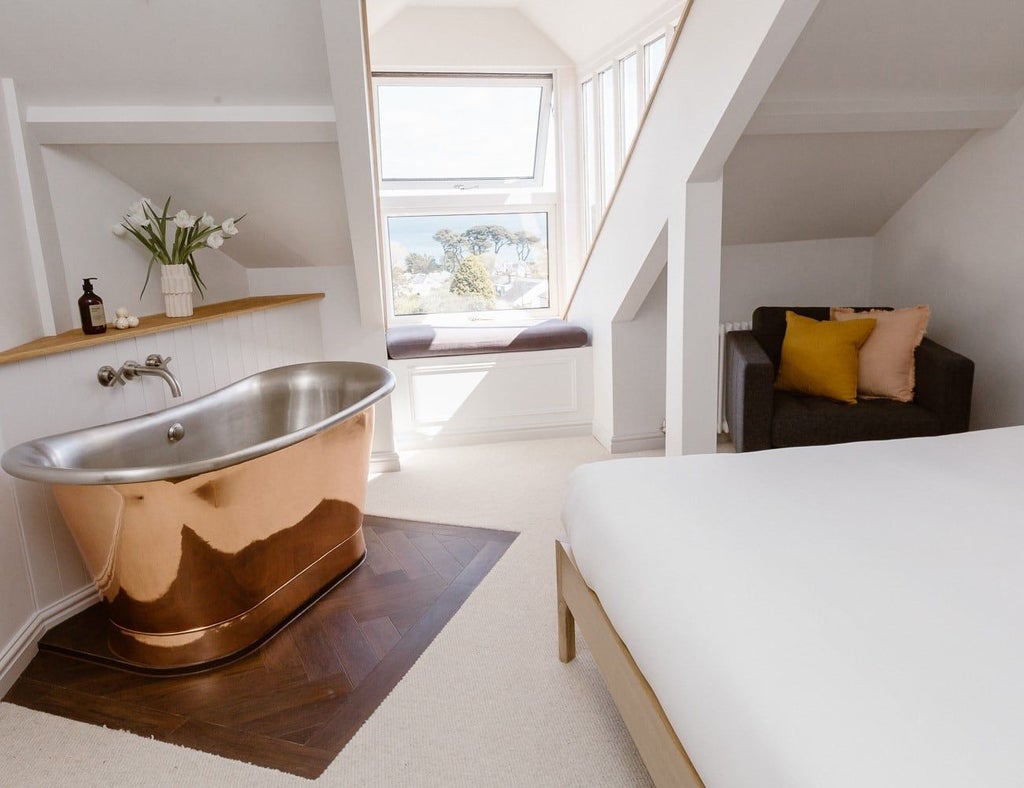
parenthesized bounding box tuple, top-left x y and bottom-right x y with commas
(717, 321, 752, 434)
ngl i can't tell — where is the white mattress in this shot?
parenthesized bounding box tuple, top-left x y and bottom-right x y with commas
(563, 428, 1024, 788)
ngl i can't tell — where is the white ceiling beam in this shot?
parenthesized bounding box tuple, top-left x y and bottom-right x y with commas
(320, 0, 386, 329)
(745, 95, 1020, 136)
(25, 105, 337, 144)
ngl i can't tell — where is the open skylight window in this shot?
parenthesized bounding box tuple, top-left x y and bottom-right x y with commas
(374, 73, 553, 189)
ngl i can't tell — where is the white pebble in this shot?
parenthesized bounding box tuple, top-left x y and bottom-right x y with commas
(114, 316, 130, 329)
(115, 306, 130, 319)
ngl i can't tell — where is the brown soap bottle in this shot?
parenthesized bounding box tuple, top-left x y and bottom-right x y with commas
(78, 277, 107, 335)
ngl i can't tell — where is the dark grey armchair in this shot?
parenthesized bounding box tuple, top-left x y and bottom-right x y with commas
(725, 306, 975, 453)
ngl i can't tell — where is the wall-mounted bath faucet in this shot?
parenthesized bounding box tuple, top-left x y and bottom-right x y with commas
(98, 354, 182, 398)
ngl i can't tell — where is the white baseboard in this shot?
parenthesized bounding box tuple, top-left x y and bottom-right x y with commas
(592, 421, 666, 453)
(607, 431, 666, 453)
(396, 421, 593, 450)
(0, 585, 98, 696)
(370, 450, 402, 473)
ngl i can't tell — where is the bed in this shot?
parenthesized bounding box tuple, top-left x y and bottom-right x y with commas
(558, 427, 1024, 787)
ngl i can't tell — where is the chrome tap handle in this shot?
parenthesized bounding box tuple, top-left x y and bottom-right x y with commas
(145, 354, 170, 368)
(97, 365, 125, 387)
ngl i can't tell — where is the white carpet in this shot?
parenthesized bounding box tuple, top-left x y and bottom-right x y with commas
(0, 436, 658, 786)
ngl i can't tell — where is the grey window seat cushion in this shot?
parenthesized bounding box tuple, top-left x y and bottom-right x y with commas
(386, 319, 589, 360)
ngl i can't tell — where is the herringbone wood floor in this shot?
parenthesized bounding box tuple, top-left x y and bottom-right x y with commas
(4, 516, 518, 778)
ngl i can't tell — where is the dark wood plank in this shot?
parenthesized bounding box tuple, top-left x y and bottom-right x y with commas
(435, 534, 478, 567)
(6, 677, 187, 739)
(7, 517, 518, 779)
(362, 526, 404, 576)
(388, 605, 431, 635)
(408, 532, 465, 581)
(323, 610, 380, 686)
(375, 528, 436, 579)
(360, 617, 402, 660)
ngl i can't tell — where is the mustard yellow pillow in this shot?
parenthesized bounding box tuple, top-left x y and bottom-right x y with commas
(775, 311, 876, 404)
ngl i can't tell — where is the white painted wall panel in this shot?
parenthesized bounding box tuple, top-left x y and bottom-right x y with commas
(390, 347, 593, 448)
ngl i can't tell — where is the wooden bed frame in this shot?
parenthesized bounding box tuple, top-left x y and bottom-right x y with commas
(556, 540, 704, 787)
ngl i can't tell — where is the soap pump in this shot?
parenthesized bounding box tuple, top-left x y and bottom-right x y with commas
(78, 277, 107, 335)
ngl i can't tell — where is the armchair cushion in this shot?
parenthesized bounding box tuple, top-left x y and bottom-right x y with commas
(832, 305, 930, 402)
(774, 311, 876, 404)
(771, 391, 941, 448)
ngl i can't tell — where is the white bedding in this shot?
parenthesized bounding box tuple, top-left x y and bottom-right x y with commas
(563, 428, 1024, 788)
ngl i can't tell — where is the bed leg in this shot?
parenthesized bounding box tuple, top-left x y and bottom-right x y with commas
(556, 542, 576, 663)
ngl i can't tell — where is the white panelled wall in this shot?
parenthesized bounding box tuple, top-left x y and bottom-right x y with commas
(0, 301, 325, 692)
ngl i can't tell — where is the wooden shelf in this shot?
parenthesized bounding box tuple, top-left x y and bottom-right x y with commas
(0, 294, 324, 365)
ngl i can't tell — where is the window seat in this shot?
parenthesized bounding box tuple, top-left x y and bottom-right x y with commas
(386, 319, 589, 360)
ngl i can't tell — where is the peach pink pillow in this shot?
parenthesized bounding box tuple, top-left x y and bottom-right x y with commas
(831, 306, 930, 402)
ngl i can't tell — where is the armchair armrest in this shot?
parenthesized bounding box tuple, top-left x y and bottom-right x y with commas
(725, 331, 775, 452)
(914, 338, 974, 434)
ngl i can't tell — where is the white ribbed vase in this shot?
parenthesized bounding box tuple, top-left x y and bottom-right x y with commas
(161, 263, 194, 318)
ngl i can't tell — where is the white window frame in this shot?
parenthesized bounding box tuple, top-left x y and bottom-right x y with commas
(373, 71, 564, 326)
(578, 12, 679, 249)
(373, 72, 554, 191)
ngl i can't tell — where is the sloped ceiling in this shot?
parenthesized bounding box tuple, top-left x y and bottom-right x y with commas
(726, 0, 1024, 245)
(723, 131, 974, 245)
(765, 0, 1024, 101)
(0, 0, 331, 105)
(365, 0, 682, 66)
(79, 144, 351, 269)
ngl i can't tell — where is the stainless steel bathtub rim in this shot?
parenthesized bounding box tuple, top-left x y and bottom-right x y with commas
(0, 361, 395, 486)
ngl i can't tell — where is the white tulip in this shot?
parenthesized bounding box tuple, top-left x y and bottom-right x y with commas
(199, 212, 217, 229)
(128, 200, 144, 216)
(206, 232, 225, 249)
(112, 224, 127, 237)
(173, 210, 197, 229)
(220, 218, 239, 237)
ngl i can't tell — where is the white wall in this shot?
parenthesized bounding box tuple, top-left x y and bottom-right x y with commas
(720, 237, 874, 323)
(40, 146, 250, 324)
(370, 7, 571, 69)
(0, 88, 43, 349)
(873, 104, 1024, 429)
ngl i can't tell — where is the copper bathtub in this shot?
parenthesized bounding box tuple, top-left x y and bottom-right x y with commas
(2, 361, 395, 671)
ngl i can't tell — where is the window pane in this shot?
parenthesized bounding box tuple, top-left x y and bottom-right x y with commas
(644, 35, 667, 98)
(599, 68, 616, 207)
(388, 213, 549, 316)
(377, 82, 544, 181)
(619, 54, 639, 159)
(581, 80, 599, 244)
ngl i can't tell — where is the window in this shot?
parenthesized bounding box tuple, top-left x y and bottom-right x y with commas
(644, 35, 667, 98)
(373, 73, 559, 322)
(387, 212, 549, 316)
(619, 54, 639, 161)
(581, 79, 599, 244)
(579, 19, 676, 249)
(598, 68, 617, 207)
(375, 74, 553, 189)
